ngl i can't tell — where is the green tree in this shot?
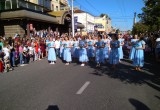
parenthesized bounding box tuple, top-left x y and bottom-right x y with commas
(138, 0, 160, 32)
(100, 13, 109, 18)
(132, 22, 149, 35)
(116, 29, 120, 34)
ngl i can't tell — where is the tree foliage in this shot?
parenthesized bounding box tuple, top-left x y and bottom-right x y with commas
(137, 0, 160, 32)
(100, 13, 109, 19)
(132, 22, 149, 35)
(116, 29, 120, 34)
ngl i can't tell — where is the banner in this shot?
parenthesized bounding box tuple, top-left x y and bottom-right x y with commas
(74, 16, 78, 30)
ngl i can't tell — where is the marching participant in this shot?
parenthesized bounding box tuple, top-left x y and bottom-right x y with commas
(133, 36, 145, 71)
(87, 35, 95, 61)
(109, 34, 120, 70)
(59, 37, 65, 58)
(47, 37, 56, 64)
(72, 37, 79, 61)
(95, 35, 104, 67)
(118, 34, 124, 62)
(103, 34, 110, 61)
(63, 36, 72, 65)
(129, 35, 139, 60)
(79, 36, 88, 66)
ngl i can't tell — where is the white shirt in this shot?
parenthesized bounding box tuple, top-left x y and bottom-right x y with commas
(3, 47, 10, 58)
(23, 47, 28, 52)
(29, 47, 34, 55)
(55, 40, 60, 49)
(156, 38, 160, 48)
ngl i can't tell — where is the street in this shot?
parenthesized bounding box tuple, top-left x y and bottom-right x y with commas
(0, 58, 159, 110)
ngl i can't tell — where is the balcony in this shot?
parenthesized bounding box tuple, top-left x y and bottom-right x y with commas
(60, 6, 70, 11)
(60, 0, 68, 6)
(0, 0, 51, 12)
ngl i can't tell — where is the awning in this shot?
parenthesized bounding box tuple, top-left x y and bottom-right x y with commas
(69, 23, 85, 29)
(48, 11, 71, 24)
(48, 11, 67, 17)
(0, 10, 58, 23)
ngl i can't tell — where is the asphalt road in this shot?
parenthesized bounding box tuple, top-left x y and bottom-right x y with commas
(0, 58, 159, 110)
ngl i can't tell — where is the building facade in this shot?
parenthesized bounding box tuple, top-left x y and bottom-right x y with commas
(50, 0, 69, 11)
(94, 16, 112, 34)
(0, 0, 84, 37)
(74, 10, 95, 34)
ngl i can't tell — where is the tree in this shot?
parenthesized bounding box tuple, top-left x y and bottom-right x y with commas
(138, 0, 160, 32)
(127, 30, 132, 34)
(116, 29, 120, 34)
(132, 22, 149, 35)
(100, 13, 109, 18)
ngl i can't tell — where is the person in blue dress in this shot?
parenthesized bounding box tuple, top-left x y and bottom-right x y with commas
(72, 37, 79, 61)
(45, 37, 50, 57)
(118, 34, 124, 61)
(109, 34, 120, 69)
(103, 34, 110, 61)
(129, 35, 138, 60)
(133, 36, 145, 71)
(87, 35, 95, 61)
(47, 37, 56, 64)
(59, 37, 65, 58)
(95, 35, 104, 67)
(63, 37, 72, 65)
(79, 36, 88, 66)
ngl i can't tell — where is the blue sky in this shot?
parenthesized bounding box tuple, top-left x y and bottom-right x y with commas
(69, 0, 144, 31)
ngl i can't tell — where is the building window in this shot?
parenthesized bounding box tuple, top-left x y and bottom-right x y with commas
(95, 23, 104, 29)
(5, 0, 12, 10)
(52, 4, 54, 10)
(56, 6, 58, 11)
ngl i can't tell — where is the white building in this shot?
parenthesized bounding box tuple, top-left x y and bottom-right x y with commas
(74, 10, 95, 34)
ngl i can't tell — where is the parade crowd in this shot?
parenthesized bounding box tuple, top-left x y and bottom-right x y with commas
(0, 29, 160, 73)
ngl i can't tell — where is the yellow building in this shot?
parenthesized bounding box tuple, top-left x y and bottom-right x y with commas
(25, 0, 38, 4)
(50, 0, 60, 11)
(50, 0, 69, 11)
(94, 16, 112, 33)
(26, 0, 69, 11)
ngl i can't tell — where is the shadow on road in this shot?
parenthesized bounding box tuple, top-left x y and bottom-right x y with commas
(46, 105, 59, 110)
(129, 98, 150, 110)
(155, 95, 160, 100)
(87, 55, 160, 92)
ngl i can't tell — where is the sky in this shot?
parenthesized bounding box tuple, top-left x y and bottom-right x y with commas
(69, 0, 145, 31)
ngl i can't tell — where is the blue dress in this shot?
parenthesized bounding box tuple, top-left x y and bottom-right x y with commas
(129, 39, 138, 60)
(118, 38, 124, 59)
(95, 41, 104, 63)
(60, 41, 65, 58)
(109, 40, 120, 64)
(103, 39, 110, 59)
(133, 40, 145, 67)
(72, 41, 79, 58)
(63, 41, 72, 62)
(87, 40, 95, 58)
(46, 39, 49, 51)
(79, 40, 88, 62)
(48, 41, 56, 61)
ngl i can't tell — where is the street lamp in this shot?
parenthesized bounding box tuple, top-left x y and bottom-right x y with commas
(71, 0, 75, 37)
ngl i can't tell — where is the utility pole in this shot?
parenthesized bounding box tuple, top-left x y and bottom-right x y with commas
(71, 0, 75, 37)
(86, 13, 87, 33)
(133, 12, 136, 25)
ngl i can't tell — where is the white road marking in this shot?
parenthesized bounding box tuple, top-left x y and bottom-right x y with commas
(76, 81, 90, 95)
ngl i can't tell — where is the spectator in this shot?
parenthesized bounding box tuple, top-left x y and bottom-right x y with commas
(0, 38, 3, 52)
(155, 35, 160, 62)
(55, 37, 60, 57)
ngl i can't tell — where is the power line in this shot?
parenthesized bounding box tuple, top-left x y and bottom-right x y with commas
(111, 17, 133, 19)
(85, 0, 101, 14)
(74, 0, 94, 15)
